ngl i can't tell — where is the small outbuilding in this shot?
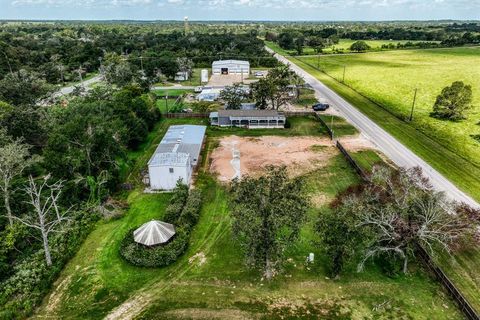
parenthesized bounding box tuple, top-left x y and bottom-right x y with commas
(133, 220, 176, 246)
(197, 87, 222, 101)
(174, 71, 189, 81)
(210, 109, 286, 129)
(212, 60, 250, 75)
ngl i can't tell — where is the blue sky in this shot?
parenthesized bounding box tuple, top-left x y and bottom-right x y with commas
(1, 0, 479, 21)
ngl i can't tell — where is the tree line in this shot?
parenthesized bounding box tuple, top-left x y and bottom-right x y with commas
(0, 23, 276, 85)
(268, 23, 480, 54)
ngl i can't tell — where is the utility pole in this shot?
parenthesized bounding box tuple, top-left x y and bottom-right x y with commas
(317, 55, 320, 69)
(409, 88, 418, 122)
(342, 65, 346, 83)
(77, 65, 84, 83)
(331, 115, 334, 140)
(165, 95, 168, 114)
(140, 56, 144, 73)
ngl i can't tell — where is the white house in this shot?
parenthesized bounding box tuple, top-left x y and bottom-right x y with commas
(174, 71, 189, 81)
(147, 125, 206, 190)
(212, 60, 250, 75)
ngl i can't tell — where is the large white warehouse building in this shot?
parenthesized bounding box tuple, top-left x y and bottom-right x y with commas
(147, 125, 206, 190)
(212, 60, 250, 75)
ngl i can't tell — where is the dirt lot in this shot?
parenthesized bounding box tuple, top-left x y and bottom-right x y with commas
(207, 74, 257, 87)
(210, 135, 337, 182)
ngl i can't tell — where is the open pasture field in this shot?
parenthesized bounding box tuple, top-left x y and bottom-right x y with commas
(34, 117, 461, 320)
(279, 46, 480, 202)
(299, 47, 480, 167)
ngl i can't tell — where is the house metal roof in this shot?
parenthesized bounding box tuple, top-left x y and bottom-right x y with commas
(148, 125, 206, 167)
(217, 109, 285, 118)
(212, 60, 250, 66)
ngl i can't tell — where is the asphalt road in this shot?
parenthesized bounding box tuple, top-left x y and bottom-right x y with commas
(266, 47, 479, 209)
(54, 75, 103, 96)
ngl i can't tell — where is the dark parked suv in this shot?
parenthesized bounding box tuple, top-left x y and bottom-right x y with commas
(312, 103, 330, 111)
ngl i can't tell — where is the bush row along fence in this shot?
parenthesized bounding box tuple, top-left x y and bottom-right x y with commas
(163, 111, 318, 119)
(315, 112, 480, 320)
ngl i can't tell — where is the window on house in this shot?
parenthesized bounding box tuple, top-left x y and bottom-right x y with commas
(169, 168, 174, 173)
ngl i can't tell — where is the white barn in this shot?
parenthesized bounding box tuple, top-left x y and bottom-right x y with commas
(212, 60, 250, 75)
(148, 125, 206, 190)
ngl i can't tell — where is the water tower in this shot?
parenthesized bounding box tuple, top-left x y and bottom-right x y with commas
(184, 16, 189, 35)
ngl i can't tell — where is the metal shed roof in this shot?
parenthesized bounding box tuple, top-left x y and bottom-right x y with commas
(148, 125, 206, 167)
(133, 220, 176, 246)
(218, 109, 284, 117)
(212, 60, 250, 67)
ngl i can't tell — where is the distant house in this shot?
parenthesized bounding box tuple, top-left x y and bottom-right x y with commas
(197, 87, 222, 101)
(174, 71, 189, 81)
(210, 110, 286, 129)
(212, 60, 250, 75)
(147, 125, 206, 190)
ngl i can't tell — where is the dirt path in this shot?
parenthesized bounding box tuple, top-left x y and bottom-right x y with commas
(105, 201, 230, 320)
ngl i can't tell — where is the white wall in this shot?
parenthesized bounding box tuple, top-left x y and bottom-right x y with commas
(212, 63, 250, 75)
(148, 165, 192, 190)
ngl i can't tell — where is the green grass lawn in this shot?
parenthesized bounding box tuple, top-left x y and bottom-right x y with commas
(349, 150, 386, 173)
(34, 117, 462, 319)
(153, 88, 194, 97)
(317, 114, 359, 137)
(154, 89, 195, 113)
(266, 43, 480, 203)
(170, 68, 206, 86)
(298, 47, 480, 168)
(435, 245, 480, 314)
(207, 116, 330, 138)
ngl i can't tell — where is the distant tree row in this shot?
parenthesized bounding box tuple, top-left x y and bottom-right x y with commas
(269, 24, 480, 54)
(0, 24, 277, 85)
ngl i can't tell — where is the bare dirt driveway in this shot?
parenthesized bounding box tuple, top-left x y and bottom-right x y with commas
(207, 74, 257, 87)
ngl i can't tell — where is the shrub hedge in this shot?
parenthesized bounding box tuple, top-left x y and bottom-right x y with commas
(119, 186, 202, 268)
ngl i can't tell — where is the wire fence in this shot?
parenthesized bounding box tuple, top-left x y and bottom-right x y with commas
(315, 112, 480, 320)
(416, 245, 479, 320)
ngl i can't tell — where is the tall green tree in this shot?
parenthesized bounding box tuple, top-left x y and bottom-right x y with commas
(219, 83, 246, 110)
(432, 81, 473, 120)
(0, 70, 53, 106)
(230, 166, 308, 279)
(251, 64, 296, 110)
(316, 199, 367, 277)
(350, 41, 371, 52)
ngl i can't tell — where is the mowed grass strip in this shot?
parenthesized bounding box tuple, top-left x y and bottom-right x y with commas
(35, 117, 462, 319)
(435, 245, 480, 314)
(272, 49, 480, 202)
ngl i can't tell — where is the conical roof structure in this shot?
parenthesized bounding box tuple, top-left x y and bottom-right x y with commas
(133, 220, 176, 246)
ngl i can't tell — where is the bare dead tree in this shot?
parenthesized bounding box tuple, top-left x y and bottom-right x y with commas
(0, 134, 40, 226)
(12, 174, 70, 266)
(354, 165, 472, 274)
